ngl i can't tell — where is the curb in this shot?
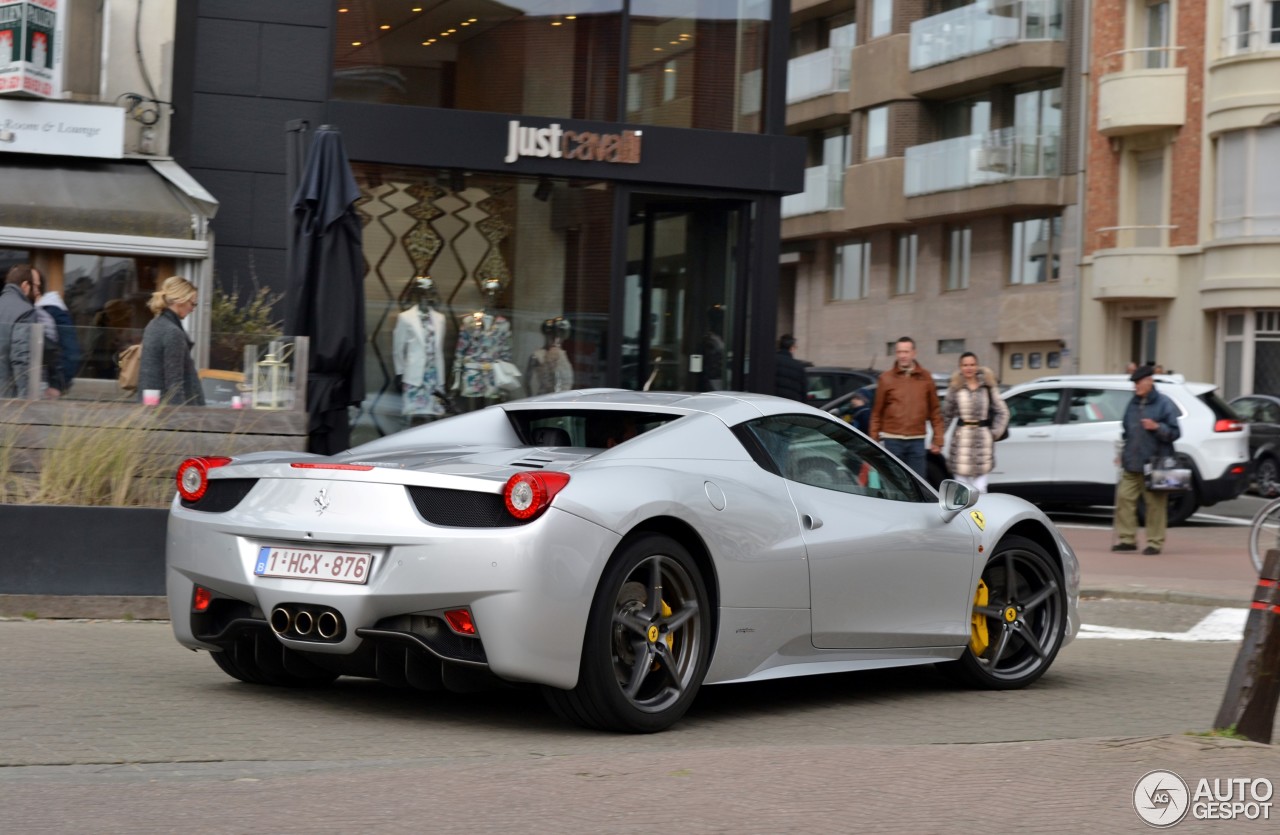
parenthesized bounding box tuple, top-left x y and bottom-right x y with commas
(1079, 586, 1250, 608)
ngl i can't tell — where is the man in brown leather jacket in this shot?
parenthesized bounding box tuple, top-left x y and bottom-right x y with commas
(870, 336, 944, 479)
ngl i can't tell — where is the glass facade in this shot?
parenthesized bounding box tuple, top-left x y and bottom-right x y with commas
(334, 0, 770, 132)
(347, 165, 615, 442)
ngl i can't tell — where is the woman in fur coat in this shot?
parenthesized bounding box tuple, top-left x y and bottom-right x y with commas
(941, 352, 1009, 493)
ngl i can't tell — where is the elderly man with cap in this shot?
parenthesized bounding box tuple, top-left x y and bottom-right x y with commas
(1113, 364, 1181, 554)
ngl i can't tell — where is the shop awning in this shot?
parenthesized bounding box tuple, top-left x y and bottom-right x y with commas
(0, 156, 218, 250)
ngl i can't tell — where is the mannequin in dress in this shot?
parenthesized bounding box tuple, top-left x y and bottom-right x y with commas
(452, 278, 514, 402)
(527, 316, 574, 395)
(393, 276, 447, 420)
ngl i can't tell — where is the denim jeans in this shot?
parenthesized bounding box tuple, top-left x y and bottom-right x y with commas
(882, 437, 927, 480)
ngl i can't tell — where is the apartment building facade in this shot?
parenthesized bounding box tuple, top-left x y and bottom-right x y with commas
(1081, 0, 1280, 398)
(782, 0, 1084, 385)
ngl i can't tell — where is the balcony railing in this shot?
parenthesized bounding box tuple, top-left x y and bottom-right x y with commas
(1096, 225, 1178, 249)
(1220, 27, 1280, 58)
(786, 47, 852, 104)
(903, 127, 1059, 196)
(1101, 45, 1185, 72)
(909, 0, 1064, 70)
(782, 164, 844, 217)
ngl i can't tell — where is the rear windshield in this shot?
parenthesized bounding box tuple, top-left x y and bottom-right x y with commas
(507, 409, 683, 449)
(1199, 391, 1240, 421)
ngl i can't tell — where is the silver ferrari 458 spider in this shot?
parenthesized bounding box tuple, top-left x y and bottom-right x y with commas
(167, 390, 1079, 733)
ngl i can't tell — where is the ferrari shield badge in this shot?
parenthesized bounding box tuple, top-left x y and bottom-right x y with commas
(314, 487, 331, 515)
(969, 510, 986, 530)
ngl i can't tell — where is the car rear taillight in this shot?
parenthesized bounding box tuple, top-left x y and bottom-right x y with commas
(176, 456, 232, 502)
(443, 609, 477, 635)
(1214, 419, 1244, 432)
(502, 471, 570, 520)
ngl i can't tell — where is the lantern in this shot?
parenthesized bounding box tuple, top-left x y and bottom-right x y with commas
(252, 342, 294, 410)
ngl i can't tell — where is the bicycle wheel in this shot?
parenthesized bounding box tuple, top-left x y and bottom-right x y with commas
(1248, 497, 1280, 575)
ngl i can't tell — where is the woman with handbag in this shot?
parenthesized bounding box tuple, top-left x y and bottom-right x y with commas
(941, 352, 1008, 493)
(1113, 365, 1181, 554)
(138, 276, 205, 406)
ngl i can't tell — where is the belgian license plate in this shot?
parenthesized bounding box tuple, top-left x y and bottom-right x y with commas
(254, 546, 373, 585)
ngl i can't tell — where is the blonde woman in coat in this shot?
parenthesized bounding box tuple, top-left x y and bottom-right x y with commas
(941, 352, 1009, 493)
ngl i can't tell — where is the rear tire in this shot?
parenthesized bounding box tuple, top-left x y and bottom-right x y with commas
(542, 534, 711, 733)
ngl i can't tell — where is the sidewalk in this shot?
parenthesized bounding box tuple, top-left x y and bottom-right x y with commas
(1067, 522, 1260, 606)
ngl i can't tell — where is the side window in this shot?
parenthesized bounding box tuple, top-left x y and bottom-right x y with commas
(1005, 389, 1062, 427)
(738, 415, 929, 503)
(1233, 399, 1256, 421)
(1261, 402, 1280, 424)
(1066, 389, 1130, 424)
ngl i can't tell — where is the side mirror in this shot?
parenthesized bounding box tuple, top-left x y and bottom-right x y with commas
(939, 479, 980, 522)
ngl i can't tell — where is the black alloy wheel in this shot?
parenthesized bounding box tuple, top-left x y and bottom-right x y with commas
(943, 535, 1066, 689)
(1256, 457, 1280, 499)
(543, 534, 711, 733)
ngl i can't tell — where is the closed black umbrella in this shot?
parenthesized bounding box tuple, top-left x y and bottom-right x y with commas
(285, 125, 365, 455)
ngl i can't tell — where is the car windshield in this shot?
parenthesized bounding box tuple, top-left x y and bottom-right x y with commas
(507, 409, 682, 449)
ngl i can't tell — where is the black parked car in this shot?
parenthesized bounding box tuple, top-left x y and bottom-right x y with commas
(804, 366, 880, 408)
(1229, 394, 1280, 497)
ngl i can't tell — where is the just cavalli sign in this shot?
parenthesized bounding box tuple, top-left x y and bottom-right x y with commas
(504, 119, 642, 165)
(0, 0, 61, 99)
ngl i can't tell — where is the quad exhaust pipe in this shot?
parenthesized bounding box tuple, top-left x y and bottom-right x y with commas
(270, 605, 345, 642)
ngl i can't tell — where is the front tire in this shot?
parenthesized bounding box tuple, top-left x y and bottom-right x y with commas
(1256, 456, 1280, 499)
(942, 535, 1066, 689)
(543, 534, 711, 733)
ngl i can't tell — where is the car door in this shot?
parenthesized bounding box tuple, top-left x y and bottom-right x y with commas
(741, 414, 977, 649)
(987, 387, 1064, 488)
(1051, 387, 1134, 486)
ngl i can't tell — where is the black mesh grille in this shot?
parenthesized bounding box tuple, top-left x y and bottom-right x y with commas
(406, 486, 527, 527)
(182, 478, 257, 512)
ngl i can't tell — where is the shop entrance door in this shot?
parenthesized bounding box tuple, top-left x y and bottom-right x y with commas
(621, 197, 746, 392)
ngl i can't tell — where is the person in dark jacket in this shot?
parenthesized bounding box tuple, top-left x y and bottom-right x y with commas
(849, 386, 874, 434)
(36, 286, 80, 393)
(1112, 364, 1181, 555)
(138, 276, 205, 406)
(774, 334, 810, 402)
(0, 264, 37, 398)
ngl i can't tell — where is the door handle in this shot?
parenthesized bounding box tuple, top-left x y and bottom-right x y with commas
(802, 514, 823, 530)
(1028, 432, 1051, 438)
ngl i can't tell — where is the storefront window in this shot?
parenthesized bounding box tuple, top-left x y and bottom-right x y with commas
(61, 254, 170, 380)
(333, 0, 623, 120)
(627, 0, 770, 132)
(349, 165, 614, 442)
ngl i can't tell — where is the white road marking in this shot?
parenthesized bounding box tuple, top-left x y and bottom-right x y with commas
(1078, 608, 1248, 642)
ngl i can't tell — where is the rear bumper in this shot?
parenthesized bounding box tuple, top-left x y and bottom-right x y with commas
(1199, 461, 1250, 506)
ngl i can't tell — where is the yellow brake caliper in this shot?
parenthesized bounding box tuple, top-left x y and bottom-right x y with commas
(650, 600, 674, 671)
(969, 580, 990, 656)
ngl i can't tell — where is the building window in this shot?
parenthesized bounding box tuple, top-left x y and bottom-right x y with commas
(1010, 216, 1061, 284)
(833, 238, 871, 300)
(1224, 0, 1280, 55)
(946, 225, 970, 290)
(1219, 309, 1280, 399)
(865, 107, 888, 160)
(1216, 126, 1280, 238)
(1047, 351, 1061, 368)
(938, 339, 965, 354)
(1130, 148, 1168, 246)
(871, 0, 892, 38)
(1029, 352, 1043, 369)
(1010, 353, 1024, 369)
(894, 232, 917, 295)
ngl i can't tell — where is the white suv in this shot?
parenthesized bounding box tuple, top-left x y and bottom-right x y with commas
(985, 374, 1251, 524)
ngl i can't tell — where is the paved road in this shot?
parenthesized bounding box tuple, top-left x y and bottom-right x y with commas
(2, 620, 1279, 832)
